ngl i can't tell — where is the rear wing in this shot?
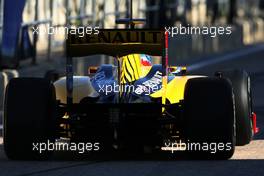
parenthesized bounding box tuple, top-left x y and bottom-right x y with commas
(66, 29, 164, 57)
(65, 28, 167, 106)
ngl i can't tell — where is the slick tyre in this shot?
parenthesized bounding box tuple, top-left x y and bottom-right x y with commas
(222, 70, 253, 146)
(183, 77, 235, 159)
(4, 78, 57, 160)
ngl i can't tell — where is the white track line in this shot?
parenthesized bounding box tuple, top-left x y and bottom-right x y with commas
(188, 44, 264, 71)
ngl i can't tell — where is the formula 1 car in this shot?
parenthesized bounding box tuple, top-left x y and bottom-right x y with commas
(3, 27, 258, 160)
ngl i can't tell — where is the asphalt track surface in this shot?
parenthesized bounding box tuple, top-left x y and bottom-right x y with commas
(0, 44, 264, 176)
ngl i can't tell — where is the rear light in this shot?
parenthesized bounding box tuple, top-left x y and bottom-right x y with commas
(252, 112, 259, 134)
(88, 67, 98, 74)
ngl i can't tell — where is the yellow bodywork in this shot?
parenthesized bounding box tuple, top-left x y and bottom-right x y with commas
(150, 75, 203, 104)
(121, 54, 204, 104)
(121, 54, 151, 84)
(53, 54, 204, 105)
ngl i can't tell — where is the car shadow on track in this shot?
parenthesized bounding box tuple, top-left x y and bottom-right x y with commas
(1, 142, 264, 176)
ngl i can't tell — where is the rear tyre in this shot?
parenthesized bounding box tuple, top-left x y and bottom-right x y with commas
(222, 70, 253, 146)
(4, 78, 57, 160)
(183, 77, 235, 159)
